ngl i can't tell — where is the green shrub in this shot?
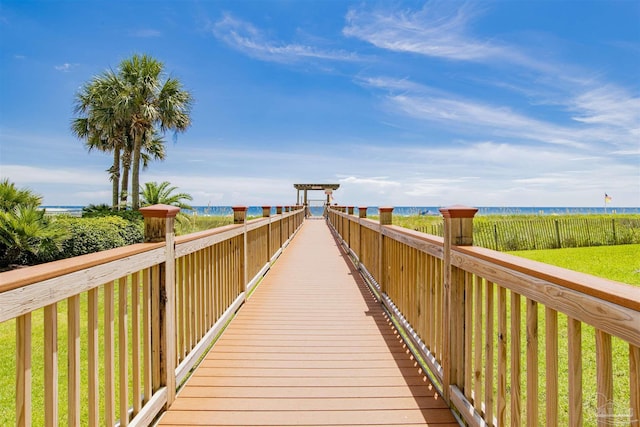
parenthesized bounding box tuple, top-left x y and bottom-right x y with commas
(82, 204, 143, 222)
(54, 216, 143, 258)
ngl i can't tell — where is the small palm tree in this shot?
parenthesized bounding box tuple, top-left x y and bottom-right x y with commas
(0, 180, 68, 267)
(140, 181, 193, 211)
(0, 178, 42, 211)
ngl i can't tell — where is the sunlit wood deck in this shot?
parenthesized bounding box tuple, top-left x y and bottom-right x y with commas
(157, 218, 458, 426)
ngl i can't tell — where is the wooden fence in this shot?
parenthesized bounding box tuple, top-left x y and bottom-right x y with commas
(417, 216, 640, 251)
(0, 204, 304, 426)
(329, 206, 640, 427)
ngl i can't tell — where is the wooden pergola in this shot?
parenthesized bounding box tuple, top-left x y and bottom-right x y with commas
(294, 183, 340, 207)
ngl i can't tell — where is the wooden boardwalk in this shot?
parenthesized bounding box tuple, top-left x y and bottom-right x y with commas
(157, 219, 458, 426)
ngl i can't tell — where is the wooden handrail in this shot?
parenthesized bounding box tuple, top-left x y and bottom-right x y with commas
(454, 245, 640, 311)
(0, 242, 164, 294)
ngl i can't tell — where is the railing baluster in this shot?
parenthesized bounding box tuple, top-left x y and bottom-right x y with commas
(105, 281, 115, 426)
(526, 298, 538, 426)
(596, 329, 613, 426)
(511, 292, 521, 426)
(143, 268, 152, 405)
(68, 295, 81, 427)
(16, 313, 31, 427)
(545, 307, 558, 427)
(630, 344, 640, 426)
(497, 286, 507, 426)
(213, 243, 220, 320)
(44, 303, 57, 427)
(568, 317, 583, 426)
(464, 271, 473, 401)
(186, 253, 193, 352)
(198, 248, 205, 340)
(485, 280, 494, 426)
(177, 257, 185, 362)
(473, 276, 483, 415)
(88, 287, 99, 426)
(426, 254, 434, 354)
(207, 246, 213, 327)
(119, 277, 129, 426)
(132, 271, 142, 414)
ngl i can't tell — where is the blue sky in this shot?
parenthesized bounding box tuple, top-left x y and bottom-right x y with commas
(1, 0, 639, 208)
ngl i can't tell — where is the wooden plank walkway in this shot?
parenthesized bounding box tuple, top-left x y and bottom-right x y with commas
(157, 219, 458, 426)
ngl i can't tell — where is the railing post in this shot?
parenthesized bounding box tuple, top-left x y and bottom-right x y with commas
(357, 207, 367, 261)
(233, 206, 248, 293)
(263, 206, 271, 262)
(140, 204, 180, 407)
(277, 207, 284, 247)
(439, 205, 478, 403)
(379, 207, 393, 294)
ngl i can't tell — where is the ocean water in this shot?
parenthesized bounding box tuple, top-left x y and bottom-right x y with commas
(42, 205, 640, 217)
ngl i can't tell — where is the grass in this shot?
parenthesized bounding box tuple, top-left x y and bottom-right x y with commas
(0, 281, 142, 426)
(175, 214, 232, 235)
(505, 244, 639, 425)
(509, 244, 640, 287)
(175, 214, 264, 235)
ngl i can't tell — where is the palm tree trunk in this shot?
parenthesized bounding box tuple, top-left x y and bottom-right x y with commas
(120, 151, 130, 210)
(111, 149, 120, 209)
(131, 131, 142, 210)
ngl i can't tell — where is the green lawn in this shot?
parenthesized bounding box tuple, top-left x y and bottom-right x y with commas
(507, 244, 638, 425)
(509, 243, 640, 287)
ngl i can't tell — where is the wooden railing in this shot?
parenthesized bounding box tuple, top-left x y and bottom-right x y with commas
(328, 206, 640, 427)
(0, 204, 304, 426)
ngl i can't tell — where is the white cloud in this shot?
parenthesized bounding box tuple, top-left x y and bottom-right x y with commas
(141, 172, 297, 206)
(54, 63, 78, 72)
(343, 1, 544, 71)
(569, 85, 640, 150)
(344, 2, 491, 61)
(319, 141, 639, 207)
(2, 165, 105, 185)
(360, 77, 591, 148)
(211, 13, 360, 63)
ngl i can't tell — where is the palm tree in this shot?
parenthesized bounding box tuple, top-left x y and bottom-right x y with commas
(72, 54, 192, 210)
(72, 73, 129, 209)
(118, 54, 193, 210)
(140, 181, 193, 211)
